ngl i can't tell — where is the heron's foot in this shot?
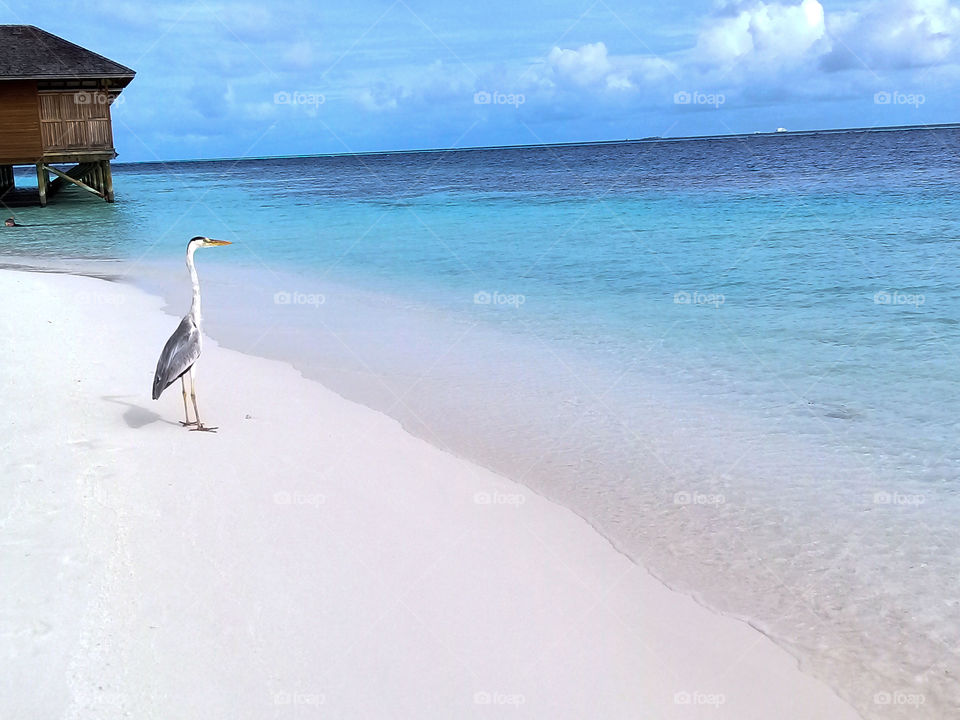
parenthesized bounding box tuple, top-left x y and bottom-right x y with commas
(190, 423, 218, 433)
(180, 420, 198, 427)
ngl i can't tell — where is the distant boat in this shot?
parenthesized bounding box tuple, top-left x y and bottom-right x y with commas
(776, 127, 788, 133)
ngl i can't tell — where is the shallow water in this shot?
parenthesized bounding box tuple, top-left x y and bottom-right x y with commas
(4, 129, 959, 718)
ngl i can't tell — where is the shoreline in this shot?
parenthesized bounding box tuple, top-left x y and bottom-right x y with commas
(1, 266, 862, 719)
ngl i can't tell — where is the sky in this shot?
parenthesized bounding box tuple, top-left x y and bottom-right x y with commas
(2, 0, 958, 161)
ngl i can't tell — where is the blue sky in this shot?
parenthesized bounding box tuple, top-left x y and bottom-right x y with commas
(3, 0, 958, 161)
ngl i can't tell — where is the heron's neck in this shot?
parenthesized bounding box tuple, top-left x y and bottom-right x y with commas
(187, 245, 202, 323)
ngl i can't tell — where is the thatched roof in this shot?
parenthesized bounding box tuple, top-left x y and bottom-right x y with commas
(0, 26, 135, 83)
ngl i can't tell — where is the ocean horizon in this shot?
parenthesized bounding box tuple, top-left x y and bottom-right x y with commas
(107, 120, 960, 166)
(4, 125, 959, 718)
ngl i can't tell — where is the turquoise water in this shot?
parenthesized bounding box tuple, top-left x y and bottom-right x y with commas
(3, 129, 959, 718)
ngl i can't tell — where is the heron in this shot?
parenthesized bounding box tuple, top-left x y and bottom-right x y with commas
(152, 236, 231, 431)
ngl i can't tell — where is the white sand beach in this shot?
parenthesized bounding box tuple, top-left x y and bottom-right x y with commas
(0, 268, 861, 719)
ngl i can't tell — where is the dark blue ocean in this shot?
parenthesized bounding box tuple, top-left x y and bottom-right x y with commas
(4, 127, 959, 717)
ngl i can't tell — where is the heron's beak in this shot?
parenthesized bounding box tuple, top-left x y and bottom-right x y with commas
(206, 239, 232, 246)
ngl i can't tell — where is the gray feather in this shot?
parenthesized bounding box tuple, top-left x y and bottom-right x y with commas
(152, 315, 201, 400)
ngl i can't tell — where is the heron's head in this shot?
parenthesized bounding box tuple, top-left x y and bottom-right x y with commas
(188, 236, 232, 249)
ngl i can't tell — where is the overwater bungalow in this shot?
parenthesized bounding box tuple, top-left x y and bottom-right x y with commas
(0, 25, 135, 206)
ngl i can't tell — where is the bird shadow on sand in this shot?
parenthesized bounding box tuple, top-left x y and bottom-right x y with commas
(102, 396, 180, 429)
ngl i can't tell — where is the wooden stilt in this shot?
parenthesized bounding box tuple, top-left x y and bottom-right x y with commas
(102, 160, 114, 203)
(36, 163, 47, 207)
(32, 160, 117, 204)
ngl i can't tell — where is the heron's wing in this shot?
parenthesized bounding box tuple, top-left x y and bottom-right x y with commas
(152, 316, 201, 400)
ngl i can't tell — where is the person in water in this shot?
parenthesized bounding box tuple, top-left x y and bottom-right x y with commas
(4, 218, 17, 227)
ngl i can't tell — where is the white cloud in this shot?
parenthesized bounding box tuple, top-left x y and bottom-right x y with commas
(548, 42, 614, 86)
(691, 0, 960, 76)
(695, 0, 826, 69)
(542, 42, 676, 93)
(822, 0, 960, 71)
(504, 0, 960, 126)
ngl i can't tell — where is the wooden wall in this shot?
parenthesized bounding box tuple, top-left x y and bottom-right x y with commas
(0, 81, 42, 164)
(38, 91, 115, 153)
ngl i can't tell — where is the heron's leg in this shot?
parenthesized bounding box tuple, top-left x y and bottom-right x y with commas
(179, 375, 197, 426)
(188, 366, 217, 432)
